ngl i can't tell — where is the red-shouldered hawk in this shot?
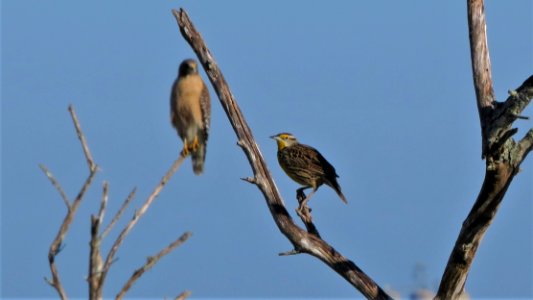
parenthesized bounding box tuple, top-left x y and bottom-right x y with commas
(170, 59, 211, 175)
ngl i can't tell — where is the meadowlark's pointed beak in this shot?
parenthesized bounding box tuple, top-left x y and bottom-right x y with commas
(269, 135, 278, 140)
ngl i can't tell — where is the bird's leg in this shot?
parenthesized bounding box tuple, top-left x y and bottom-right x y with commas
(298, 189, 316, 213)
(296, 187, 308, 203)
(296, 186, 317, 220)
(190, 135, 200, 152)
(181, 138, 190, 156)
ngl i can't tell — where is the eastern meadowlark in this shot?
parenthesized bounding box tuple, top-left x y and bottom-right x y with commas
(270, 133, 347, 211)
(170, 59, 211, 175)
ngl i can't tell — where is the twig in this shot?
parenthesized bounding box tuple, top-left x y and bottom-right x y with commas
(69, 105, 97, 171)
(173, 8, 391, 299)
(39, 164, 70, 209)
(116, 232, 192, 299)
(100, 187, 137, 240)
(99, 154, 187, 288)
(175, 290, 192, 300)
(45, 105, 98, 300)
(97, 182, 109, 225)
(516, 128, 533, 163)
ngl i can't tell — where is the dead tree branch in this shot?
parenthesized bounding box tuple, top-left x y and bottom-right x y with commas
(100, 187, 137, 240)
(88, 182, 108, 299)
(116, 232, 192, 299)
(43, 105, 99, 300)
(44, 105, 190, 298)
(175, 290, 192, 300)
(97, 154, 187, 294)
(173, 8, 391, 299)
(436, 1, 533, 299)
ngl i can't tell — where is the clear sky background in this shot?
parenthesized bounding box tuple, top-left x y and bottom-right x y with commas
(2, 1, 532, 299)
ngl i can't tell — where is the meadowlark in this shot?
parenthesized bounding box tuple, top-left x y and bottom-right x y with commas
(270, 133, 347, 212)
(170, 59, 211, 175)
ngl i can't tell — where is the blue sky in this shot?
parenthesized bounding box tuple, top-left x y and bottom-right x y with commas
(2, 1, 532, 298)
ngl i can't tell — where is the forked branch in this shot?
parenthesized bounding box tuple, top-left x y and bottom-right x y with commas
(173, 8, 391, 299)
(44, 105, 191, 299)
(43, 105, 99, 300)
(436, 1, 533, 298)
(98, 154, 187, 294)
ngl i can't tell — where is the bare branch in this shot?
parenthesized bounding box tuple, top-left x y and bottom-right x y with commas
(39, 164, 70, 209)
(99, 154, 186, 289)
(173, 8, 391, 299)
(436, 2, 533, 299)
(175, 290, 192, 300)
(116, 232, 192, 299)
(45, 105, 98, 300)
(101, 187, 137, 240)
(88, 182, 109, 299)
(468, 0, 495, 110)
(516, 128, 533, 163)
(467, 0, 496, 158)
(98, 182, 109, 225)
(69, 105, 97, 172)
(295, 201, 321, 238)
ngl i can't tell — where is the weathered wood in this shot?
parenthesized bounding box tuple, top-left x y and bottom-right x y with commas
(436, 1, 533, 298)
(173, 8, 391, 299)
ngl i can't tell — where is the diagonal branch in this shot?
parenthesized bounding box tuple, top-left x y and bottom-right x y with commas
(44, 105, 99, 300)
(69, 105, 97, 172)
(173, 8, 391, 299)
(100, 187, 137, 240)
(99, 154, 187, 290)
(39, 164, 70, 209)
(175, 290, 192, 300)
(116, 232, 192, 299)
(516, 128, 533, 163)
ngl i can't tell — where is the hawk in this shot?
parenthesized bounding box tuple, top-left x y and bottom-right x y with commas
(170, 59, 211, 175)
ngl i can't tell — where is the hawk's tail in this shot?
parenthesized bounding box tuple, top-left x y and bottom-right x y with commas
(191, 143, 206, 175)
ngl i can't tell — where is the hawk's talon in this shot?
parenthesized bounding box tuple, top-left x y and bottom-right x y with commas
(190, 135, 200, 152)
(181, 139, 190, 156)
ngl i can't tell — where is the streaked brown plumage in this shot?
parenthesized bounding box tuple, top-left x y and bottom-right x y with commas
(270, 133, 347, 210)
(170, 59, 211, 175)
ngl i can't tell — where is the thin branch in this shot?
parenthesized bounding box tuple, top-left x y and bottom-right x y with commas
(69, 105, 97, 172)
(116, 232, 192, 299)
(98, 182, 109, 225)
(516, 128, 533, 163)
(173, 8, 391, 299)
(175, 290, 192, 300)
(99, 154, 186, 289)
(101, 187, 137, 240)
(39, 164, 70, 209)
(45, 105, 98, 300)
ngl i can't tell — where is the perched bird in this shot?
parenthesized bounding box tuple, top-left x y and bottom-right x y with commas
(270, 133, 347, 211)
(170, 59, 211, 175)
